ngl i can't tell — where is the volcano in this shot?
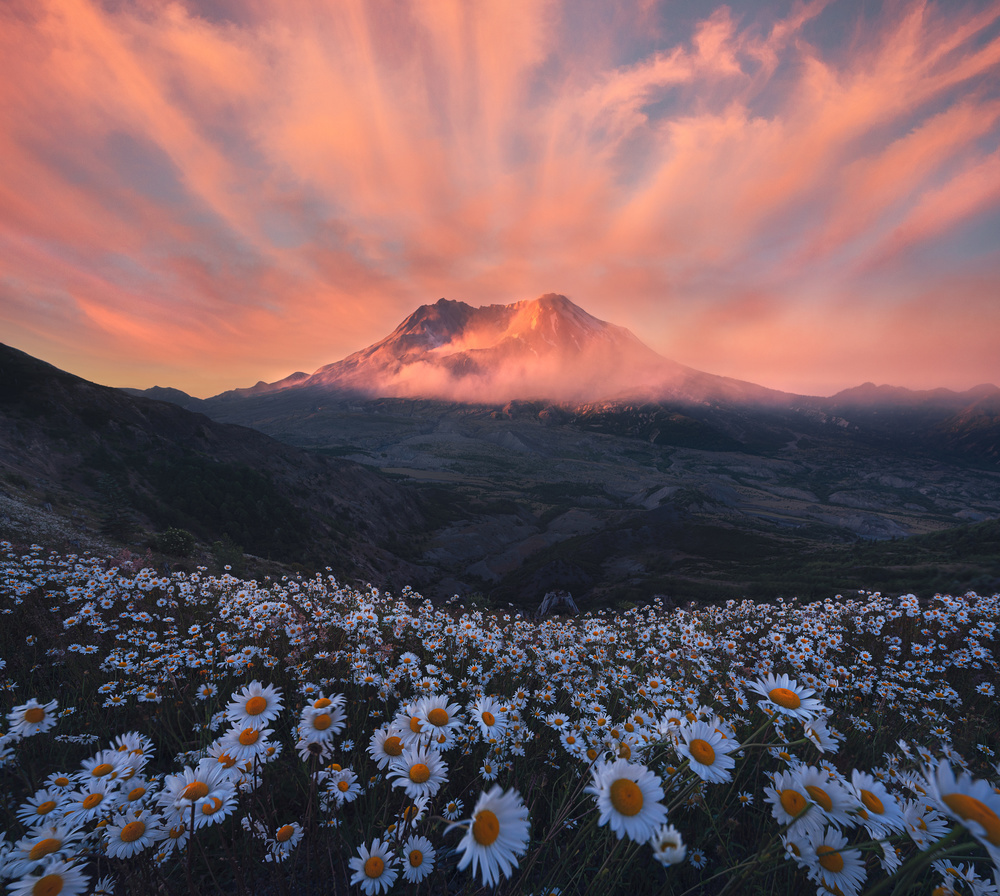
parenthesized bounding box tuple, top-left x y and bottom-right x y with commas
(213, 293, 792, 405)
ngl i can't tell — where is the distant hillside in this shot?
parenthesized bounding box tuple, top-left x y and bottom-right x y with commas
(0, 343, 429, 583)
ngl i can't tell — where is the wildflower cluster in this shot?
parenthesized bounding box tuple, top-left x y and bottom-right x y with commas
(1, 542, 999, 894)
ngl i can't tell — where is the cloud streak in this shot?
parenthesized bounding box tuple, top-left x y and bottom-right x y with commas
(0, 0, 998, 396)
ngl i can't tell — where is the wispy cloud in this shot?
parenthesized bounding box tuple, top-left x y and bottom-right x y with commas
(1, 0, 998, 395)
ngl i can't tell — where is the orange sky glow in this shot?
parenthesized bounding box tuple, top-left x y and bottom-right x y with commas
(1, 0, 999, 398)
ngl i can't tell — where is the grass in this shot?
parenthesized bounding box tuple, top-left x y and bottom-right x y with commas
(1, 539, 999, 895)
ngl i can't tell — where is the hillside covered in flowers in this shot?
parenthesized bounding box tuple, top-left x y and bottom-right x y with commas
(2, 541, 999, 895)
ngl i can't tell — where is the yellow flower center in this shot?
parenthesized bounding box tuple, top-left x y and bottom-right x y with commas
(91, 763, 114, 777)
(383, 736, 403, 756)
(128, 785, 147, 801)
(942, 793, 1000, 846)
(473, 809, 500, 845)
(244, 695, 267, 716)
(481, 711, 495, 726)
(24, 707, 46, 724)
(239, 728, 260, 746)
(53, 777, 70, 787)
(860, 790, 885, 815)
(276, 824, 296, 842)
(688, 739, 716, 766)
(780, 789, 806, 817)
(609, 778, 644, 817)
(409, 717, 423, 733)
(586, 748, 599, 761)
(314, 697, 332, 708)
(312, 713, 332, 730)
(816, 845, 844, 872)
(409, 763, 431, 784)
(30, 873, 64, 896)
(364, 856, 385, 878)
(181, 781, 209, 801)
(202, 796, 223, 815)
(618, 743, 632, 759)
(120, 820, 146, 843)
(806, 785, 833, 812)
(28, 838, 61, 860)
(427, 708, 449, 727)
(168, 825, 186, 840)
(769, 687, 801, 709)
(338, 780, 350, 792)
(409, 849, 423, 867)
(217, 753, 237, 769)
(82, 793, 103, 810)
(35, 801, 58, 815)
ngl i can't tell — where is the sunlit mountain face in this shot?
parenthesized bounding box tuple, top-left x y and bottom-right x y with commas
(212, 294, 797, 406)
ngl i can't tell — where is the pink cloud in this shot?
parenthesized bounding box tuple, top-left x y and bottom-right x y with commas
(0, 0, 998, 396)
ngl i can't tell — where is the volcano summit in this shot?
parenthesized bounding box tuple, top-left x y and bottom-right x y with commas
(213, 293, 790, 406)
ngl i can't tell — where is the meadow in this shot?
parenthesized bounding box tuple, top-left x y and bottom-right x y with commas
(1, 540, 999, 895)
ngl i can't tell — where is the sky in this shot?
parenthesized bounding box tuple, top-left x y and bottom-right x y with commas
(1, 0, 999, 399)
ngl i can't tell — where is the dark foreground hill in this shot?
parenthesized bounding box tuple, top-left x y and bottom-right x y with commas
(0, 343, 429, 585)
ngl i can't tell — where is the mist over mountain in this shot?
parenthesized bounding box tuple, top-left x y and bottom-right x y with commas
(207, 294, 796, 406)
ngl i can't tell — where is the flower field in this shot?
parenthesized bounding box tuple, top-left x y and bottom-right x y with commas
(2, 541, 999, 895)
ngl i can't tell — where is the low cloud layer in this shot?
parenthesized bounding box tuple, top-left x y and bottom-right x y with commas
(1, 0, 998, 396)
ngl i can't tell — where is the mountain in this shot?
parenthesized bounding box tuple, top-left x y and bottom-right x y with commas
(0, 343, 428, 582)
(206, 294, 796, 406)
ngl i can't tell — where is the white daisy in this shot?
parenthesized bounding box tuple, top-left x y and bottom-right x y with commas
(6, 699, 59, 738)
(470, 696, 509, 741)
(649, 823, 687, 866)
(452, 785, 531, 887)
(748, 673, 824, 721)
(367, 726, 406, 770)
(388, 745, 449, 801)
(401, 834, 437, 883)
(6, 858, 89, 896)
(925, 760, 1000, 865)
(349, 838, 397, 895)
(105, 808, 163, 859)
(805, 825, 866, 896)
(675, 721, 738, 784)
(225, 681, 283, 728)
(586, 759, 668, 842)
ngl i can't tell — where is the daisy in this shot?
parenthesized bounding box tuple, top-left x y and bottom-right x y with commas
(470, 696, 509, 741)
(225, 681, 283, 728)
(443, 798, 464, 821)
(416, 694, 464, 749)
(796, 766, 855, 829)
(805, 825, 866, 896)
(452, 785, 530, 887)
(388, 746, 448, 800)
(64, 778, 120, 826)
(5, 822, 83, 877)
(157, 759, 234, 827)
(367, 726, 406, 770)
(649, 823, 687, 866)
(16, 788, 67, 827)
(349, 838, 398, 895)
(299, 702, 347, 743)
(763, 769, 825, 838)
(925, 760, 1000, 864)
(850, 770, 905, 837)
(325, 768, 362, 806)
(401, 834, 437, 883)
(748, 673, 824, 721)
(6, 858, 89, 896)
(587, 759, 668, 842)
(266, 823, 303, 863)
(6, 698, 59, 738)
(217, 724, 275, 763)
(105, 808, 163, 859)
(675, 721, 738, 784)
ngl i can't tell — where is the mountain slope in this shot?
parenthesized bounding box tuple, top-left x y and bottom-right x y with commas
(0, 343, 428, 581)
(206, 294, 797, 406)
